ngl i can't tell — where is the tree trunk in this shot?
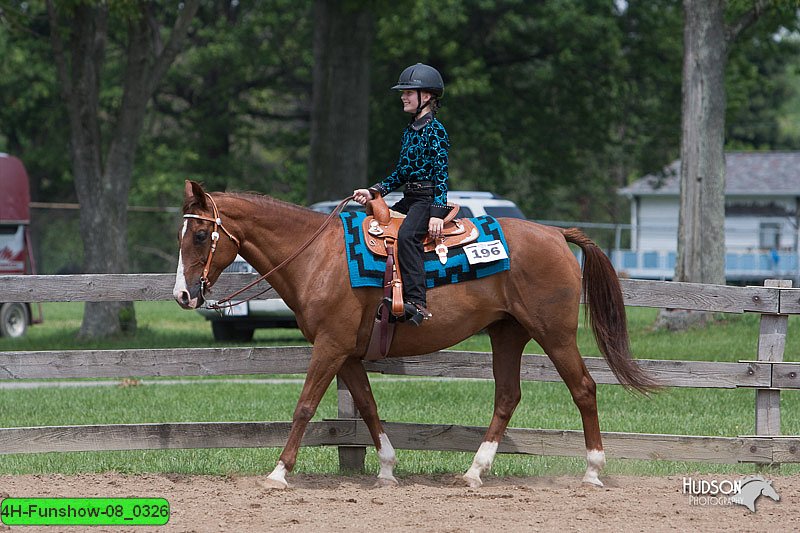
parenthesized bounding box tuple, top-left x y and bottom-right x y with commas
(660, 0, 767, 330)
(47, 1, 199, 338)
(675, 0, 727, 285)
(307, 0, 374, 203)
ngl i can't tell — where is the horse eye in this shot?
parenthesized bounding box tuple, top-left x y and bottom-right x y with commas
(194, 231, 208, 244)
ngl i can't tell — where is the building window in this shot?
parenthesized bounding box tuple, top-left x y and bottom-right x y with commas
(759, 223, 781, 250)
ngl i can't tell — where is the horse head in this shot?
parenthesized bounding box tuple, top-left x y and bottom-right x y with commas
(731, 475, 781, 512)
(173, 180, 241, 309)
(760, 479, 780, 502)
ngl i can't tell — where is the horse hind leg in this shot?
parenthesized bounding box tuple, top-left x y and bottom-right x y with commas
(463, 319, 528, 488)
(545, 340, 606, 486)
(336, 357, 399, 487)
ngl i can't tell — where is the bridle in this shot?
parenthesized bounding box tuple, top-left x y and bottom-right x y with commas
(182, 192, 354, 310)
(183, 193, 241, 294)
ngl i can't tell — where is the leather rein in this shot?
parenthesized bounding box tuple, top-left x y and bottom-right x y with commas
(183, 193, 355, 310)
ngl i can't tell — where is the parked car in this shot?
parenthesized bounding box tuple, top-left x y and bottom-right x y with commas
(196, 256, 297, 341)
(198, 191, 525, 340)
(309, 190, 526, 219)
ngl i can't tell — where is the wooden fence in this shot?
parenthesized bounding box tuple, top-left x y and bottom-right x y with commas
(1, 273, 798, 469)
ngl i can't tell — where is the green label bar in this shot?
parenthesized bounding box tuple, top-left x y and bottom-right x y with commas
(1, 498, 169, 526)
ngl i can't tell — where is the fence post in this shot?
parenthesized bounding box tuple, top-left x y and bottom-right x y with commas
(755, 279, 790, 468)
(336, 376, 366, 473)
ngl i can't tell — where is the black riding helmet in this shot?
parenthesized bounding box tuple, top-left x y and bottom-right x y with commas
(392, 63, 444, 115)
(391, 63, 444, 96)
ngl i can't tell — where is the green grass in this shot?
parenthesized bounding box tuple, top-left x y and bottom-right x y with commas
(1, 302, 311, 351)
(0, 302, 797, 478)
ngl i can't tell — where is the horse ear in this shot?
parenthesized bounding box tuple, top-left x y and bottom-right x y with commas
(184, 180, 208, 210)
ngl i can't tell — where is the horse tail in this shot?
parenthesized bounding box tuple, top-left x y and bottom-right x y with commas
(561, 228, 660, 394)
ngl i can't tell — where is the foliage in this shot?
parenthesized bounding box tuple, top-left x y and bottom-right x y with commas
(137, 0, 313, 206)
(0, 1, 72, 200)
(726, 11, 800, 149)
(0, 1, 798, 274)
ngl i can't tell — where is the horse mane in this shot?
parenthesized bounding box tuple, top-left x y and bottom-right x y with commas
(222, 191, 321, 216)
(182, 188, 321, 217)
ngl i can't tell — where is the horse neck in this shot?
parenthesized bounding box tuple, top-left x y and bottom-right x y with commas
(222, 194, 330, 294)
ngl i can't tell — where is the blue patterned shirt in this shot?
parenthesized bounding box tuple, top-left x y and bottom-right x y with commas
(371, 114, 451, 218)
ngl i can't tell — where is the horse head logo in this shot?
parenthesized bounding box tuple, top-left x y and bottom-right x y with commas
(729, 475, 780, 513)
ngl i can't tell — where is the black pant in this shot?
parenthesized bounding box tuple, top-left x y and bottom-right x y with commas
(392, 193, 431, 306)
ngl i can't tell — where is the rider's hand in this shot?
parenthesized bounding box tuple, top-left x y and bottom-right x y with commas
(429, 217, 444, 237)
(353, 188, 373, 205)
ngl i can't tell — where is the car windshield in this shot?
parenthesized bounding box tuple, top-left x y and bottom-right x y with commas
(485, 206, 526, 219)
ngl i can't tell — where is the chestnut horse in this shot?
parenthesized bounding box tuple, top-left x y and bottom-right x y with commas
(174, 180, 655, 489)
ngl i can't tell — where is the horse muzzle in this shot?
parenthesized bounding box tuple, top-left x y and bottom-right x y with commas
(173, 278, 206, 309)
(174, 288, 205, 309)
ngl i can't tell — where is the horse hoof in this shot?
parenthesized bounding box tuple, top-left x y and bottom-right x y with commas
(582, 475, 604, 487)
(374, 476, 399, 488)
(257, 477, 289, 490)
(462, 474, 483, 489)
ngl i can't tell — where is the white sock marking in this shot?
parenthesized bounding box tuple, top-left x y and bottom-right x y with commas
(377, 433, 397, 482)
(582, 448, 606, 487)
(267, 460, 288, 487)
(464, 441, 498, 484)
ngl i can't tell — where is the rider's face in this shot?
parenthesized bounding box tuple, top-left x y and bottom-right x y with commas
(401, 90, 431, 114)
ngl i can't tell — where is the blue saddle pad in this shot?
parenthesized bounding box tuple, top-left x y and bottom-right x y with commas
(340, 211, 510, 289)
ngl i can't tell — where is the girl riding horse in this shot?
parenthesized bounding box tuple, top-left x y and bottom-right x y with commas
(354, 63, 450, 326)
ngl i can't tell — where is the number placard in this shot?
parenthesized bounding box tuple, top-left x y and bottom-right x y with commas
(462, 240, 508, 265)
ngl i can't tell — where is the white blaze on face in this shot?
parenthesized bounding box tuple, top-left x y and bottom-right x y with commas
(173, 220, 195, 307)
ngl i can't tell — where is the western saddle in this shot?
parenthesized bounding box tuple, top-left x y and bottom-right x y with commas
(363, 195, 479, 360)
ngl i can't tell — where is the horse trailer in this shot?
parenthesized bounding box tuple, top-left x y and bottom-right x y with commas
(0, 153, 41, 337)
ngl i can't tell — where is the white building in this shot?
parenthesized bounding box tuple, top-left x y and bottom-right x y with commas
(616, 151, 800, 281)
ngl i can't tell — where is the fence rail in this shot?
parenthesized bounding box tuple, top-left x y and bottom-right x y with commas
(0, 273, 798, 469)
(0, 348, 789, 389)
(0, 273, 784, 313)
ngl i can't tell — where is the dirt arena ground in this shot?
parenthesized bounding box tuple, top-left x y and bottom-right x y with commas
(1, 472, 798, 532)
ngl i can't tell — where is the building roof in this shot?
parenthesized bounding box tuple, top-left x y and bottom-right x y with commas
(619, 151, 800, 197)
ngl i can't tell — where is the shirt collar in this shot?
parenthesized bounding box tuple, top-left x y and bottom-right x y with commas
(410, 112, 434, 131)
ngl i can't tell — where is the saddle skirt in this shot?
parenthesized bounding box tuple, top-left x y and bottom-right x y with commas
(362, 196, 478, 263)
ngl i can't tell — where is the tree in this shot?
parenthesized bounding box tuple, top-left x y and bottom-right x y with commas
(46, 0, 200, 337)
(369, 0, 680, 224)
(143, 0, 313, 201)
(307, 0, 374, 203)
(675, 0, 785, 285)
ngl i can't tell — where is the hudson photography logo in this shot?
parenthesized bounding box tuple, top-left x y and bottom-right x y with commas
(682, 475, 780, 512)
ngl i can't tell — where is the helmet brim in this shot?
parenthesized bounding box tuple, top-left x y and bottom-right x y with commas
(391, 83, 420, 90)
(391, 83, 443, 96)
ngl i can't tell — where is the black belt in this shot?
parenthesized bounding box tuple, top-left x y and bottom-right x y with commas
(405, 181, 434, 191)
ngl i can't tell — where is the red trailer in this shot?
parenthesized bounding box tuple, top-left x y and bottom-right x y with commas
(0, 153, 41, 337)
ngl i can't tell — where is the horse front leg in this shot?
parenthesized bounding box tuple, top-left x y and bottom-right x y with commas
(261, 345, 349, 489)
(337, 357, 399, 487)
(463, 320, 528, 488)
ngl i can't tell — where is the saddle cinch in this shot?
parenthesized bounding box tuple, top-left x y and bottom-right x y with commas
(362, 195, 478, 361)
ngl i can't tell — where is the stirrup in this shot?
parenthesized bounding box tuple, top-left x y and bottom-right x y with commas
(403, 302, 431, 326)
